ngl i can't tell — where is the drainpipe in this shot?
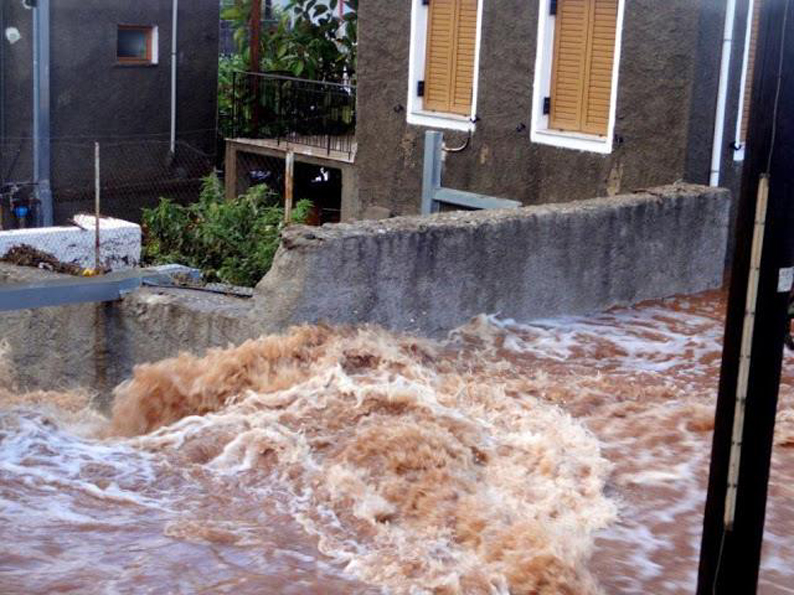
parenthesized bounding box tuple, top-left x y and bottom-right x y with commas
(710, 0, 737, 187)
(32, 0, 53, 226)
(170, 0, 178, 155)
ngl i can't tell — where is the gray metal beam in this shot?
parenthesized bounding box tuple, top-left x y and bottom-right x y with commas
(421, 131, 443, 215)
(434, 188, 522, 211)
(0, 271, 168, 312)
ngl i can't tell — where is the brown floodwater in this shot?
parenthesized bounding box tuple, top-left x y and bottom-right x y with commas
(1, 290, 792, 594)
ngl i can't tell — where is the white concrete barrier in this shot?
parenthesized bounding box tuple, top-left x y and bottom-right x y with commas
(0, 215, 141, 271)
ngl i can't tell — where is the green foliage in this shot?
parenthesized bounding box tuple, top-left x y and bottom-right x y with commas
(142, 173, 311, 287)
(221, 0, 357, 82)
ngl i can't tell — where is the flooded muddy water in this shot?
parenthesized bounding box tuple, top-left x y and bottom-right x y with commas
(1, 290, 792, 594)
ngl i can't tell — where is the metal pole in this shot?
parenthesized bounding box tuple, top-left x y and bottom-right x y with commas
(94, 142, 100, 272)
(284, 151, 294, 224)
(32, 0, 53, 227)
(421, 131, 443, 215)
(697, 0, 794, 592)
(169, 0, 179, 155)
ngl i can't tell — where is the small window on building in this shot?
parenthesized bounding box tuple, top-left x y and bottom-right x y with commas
(531, 0, 625, 154)
(407, 0, 482, 132)
(117, 25, 157, 65)
(734, 0, 763, 161)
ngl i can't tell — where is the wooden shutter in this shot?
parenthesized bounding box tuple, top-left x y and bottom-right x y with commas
(741, 0, 763, 143)
(549, 0, 618, 136)
(424, 0, 478, 116)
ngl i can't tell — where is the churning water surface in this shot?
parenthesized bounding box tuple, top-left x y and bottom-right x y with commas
(1, 290, 793, 594)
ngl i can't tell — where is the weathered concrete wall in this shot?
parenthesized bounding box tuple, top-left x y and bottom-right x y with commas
(0, 216, 141, 270)
(256, 184, 730, 335)
(0, 263, 261, 398)
(355, 0, 729, 218)
(0, 184, 730, 394)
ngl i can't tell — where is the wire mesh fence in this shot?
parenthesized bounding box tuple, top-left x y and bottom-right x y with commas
(1, 138, 216, 272)
(1, 138, 215, 228)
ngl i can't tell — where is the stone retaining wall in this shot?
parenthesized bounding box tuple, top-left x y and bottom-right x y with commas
(255, 184, 730, 335)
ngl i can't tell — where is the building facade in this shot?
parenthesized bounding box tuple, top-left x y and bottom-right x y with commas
(355, 0, 761, 225)
(1, 0, 220, 225)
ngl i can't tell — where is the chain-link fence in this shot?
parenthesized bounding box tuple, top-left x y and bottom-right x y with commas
(2, 138, 215, 227)
(1, 137, 215, 272)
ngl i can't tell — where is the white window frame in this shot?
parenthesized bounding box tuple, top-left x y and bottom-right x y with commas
(406, 0, 484, 132)
(733, 0, 757, 162)
(530, 0, 626, 154)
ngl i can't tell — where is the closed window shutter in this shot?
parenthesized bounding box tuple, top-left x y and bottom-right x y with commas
(450, 0, 478, 114)
(424, 0, 478, 116)
(549, 0, 618, 136)
(741, 0, 763, 143)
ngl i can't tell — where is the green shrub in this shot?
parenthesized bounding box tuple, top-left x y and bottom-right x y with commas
(142, 173, 311, 287)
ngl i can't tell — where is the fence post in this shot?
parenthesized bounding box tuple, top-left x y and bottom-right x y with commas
(94, 142, 101, 272)
(284, 151, 294, 224)
(421, 131, 443, 215)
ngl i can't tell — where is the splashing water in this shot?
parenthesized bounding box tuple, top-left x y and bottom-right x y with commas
(1, 291, 793, 594)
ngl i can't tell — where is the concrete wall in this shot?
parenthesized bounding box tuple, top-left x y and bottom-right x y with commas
(255, 184, 731, 335)
(0, 184, 730, 393)
(0, 0, 219, 223)
(0, 263, 260, 399)
(355, 0, 739, 219)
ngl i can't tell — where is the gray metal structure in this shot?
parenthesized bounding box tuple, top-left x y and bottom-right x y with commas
(32, 0, 53, 226)
(0, 270, 171, 312)
(421, 131, 521, 216)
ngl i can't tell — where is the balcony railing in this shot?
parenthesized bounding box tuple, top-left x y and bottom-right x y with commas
(224, 71, 356, 158)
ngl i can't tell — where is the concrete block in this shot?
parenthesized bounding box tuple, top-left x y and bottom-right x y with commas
(0, 216, 141, 271)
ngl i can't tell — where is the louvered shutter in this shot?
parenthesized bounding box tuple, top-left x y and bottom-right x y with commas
(549, 0, 618, 136)
(581, 0, 618, 134)
(741, 0, 763, 143)
(424, 0, 478, 116)
(549, 0, 589, 132)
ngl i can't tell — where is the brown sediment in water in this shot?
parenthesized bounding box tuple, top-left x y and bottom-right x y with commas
(107, 325, 615, 594)
(2, 291, 794, 594)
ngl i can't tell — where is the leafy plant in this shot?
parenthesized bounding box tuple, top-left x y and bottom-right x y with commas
(142, 173, 311, 287)
(221, 0, 357, 82)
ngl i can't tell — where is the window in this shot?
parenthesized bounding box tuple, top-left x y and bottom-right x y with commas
(734, 0, 763, 161)
(531, 0, 625, 154)
(407, 0, 483, 131)
(117, 25, 158, 65)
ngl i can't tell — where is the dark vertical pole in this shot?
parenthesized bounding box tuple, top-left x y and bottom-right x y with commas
(232, 70, 237, 138)
(249, 0, 262, 136)
(697, 0, 794, 593)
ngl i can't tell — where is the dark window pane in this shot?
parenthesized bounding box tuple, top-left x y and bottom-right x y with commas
(118, 28, 148, 60)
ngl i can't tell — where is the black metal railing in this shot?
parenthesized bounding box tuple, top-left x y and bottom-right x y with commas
(224, 71, 356, 157)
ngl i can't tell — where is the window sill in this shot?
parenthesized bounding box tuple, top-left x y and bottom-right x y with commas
(407, 110, 475, 132)
(531, 128, 613, 155)
(115, 61, 157, 67)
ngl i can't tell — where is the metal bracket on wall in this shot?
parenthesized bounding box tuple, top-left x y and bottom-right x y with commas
(420, 130, 522, 215)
